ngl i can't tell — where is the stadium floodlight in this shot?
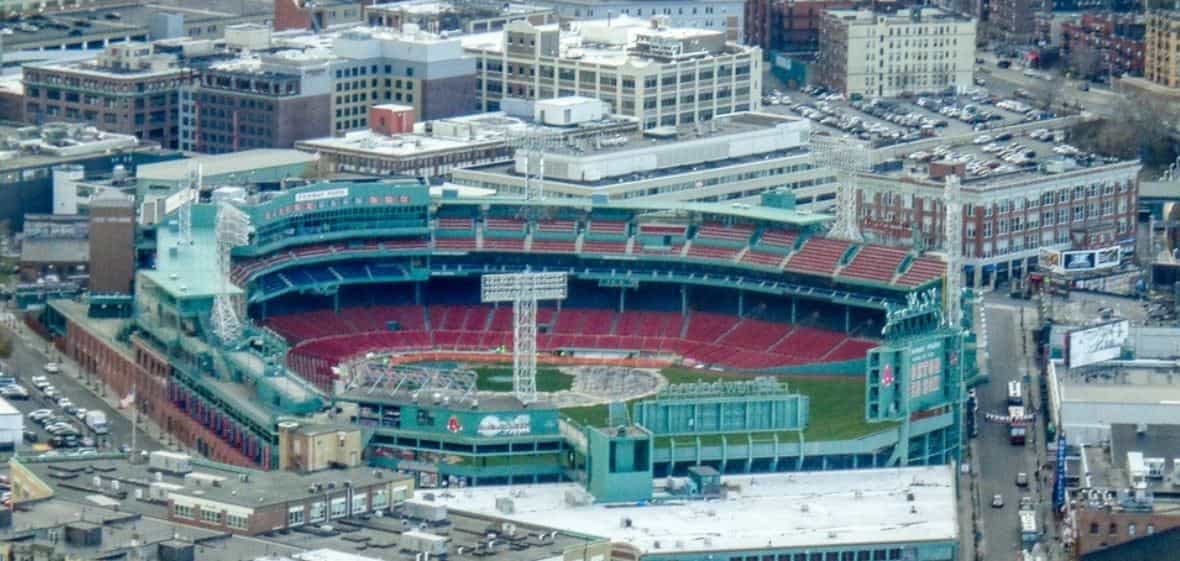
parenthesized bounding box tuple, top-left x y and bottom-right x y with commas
(943, 174, 963, 329)
(211, 202, 253, 346)
(481, 272, 568, 404)
(810, 133, 871, 242)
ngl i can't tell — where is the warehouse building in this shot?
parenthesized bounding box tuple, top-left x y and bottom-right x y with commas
(463, 18, 762, 130)
(426, 465, 960, 561)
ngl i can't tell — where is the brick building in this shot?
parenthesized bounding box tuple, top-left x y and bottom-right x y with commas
(852, 158, 1140, 287)
(746, 0, 857, 53)
(22, 43, 196, 149)
(1061, 13, 1145, 79)
(275, 0, 368, 32)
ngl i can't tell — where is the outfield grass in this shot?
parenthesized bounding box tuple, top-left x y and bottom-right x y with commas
(474, 366, 572, 393)
(561, 368, 896, 442)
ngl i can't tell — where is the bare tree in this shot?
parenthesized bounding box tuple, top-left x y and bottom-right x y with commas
(1026, 74, 1065, 112)
(1068, 44, 1103, 80)
(1070, 92, 1180, 165)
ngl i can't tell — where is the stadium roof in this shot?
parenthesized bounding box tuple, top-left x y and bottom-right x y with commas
(423, 465, 958, 554)
(439, 196, 833, 227)
(136, 149, 316, 184)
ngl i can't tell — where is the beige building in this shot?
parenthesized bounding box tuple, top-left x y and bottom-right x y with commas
(1146, 11, 1180, 88)
(818, 8, 976, 98)
(463, 18, 762, 130)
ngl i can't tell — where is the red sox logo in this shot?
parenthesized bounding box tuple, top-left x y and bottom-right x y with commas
(882, 364, 894, 387)
(447, 416, 463, 433)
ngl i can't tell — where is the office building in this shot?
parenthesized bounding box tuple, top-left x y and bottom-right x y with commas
(179, 50, 334, 153)
(327, 27, 477, 131)
(1146, 11, 1180, 88)
(295, 97, 637, 178)
(464, 18, 762, 130)
(22, 43, 196, 149)
(450, 110, 830, 204)
(817, 8, 976, 98)
(274, 0, 367, 32)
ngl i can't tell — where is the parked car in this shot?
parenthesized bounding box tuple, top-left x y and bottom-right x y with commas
(1016, 472, 1029, 487)
(43, 363, 61, 374)
(991, 494, 1005, 508)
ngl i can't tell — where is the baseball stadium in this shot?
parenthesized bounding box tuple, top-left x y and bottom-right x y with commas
(41, 178, 977, 501)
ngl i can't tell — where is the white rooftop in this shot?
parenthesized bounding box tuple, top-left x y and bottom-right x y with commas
(420, 466, 958, 554)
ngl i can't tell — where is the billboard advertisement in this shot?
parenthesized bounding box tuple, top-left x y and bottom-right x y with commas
(1066, 320, 1129, 368)
(1042, 246, 1122, 273)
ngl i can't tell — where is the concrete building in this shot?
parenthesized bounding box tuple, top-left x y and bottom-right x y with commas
(426, 465, 961, 561)
(294, 97, 637, 179)
(989, 0, 1037, 44)
(22, 43, 196, 149)
(328, 27, 478, 131)
(463, 18, 762, 130)
(364, 1, 558, 34)
(535, 0, 745, 42)
(817, 8, 977, 98)
(179, 50, 334, 153)
(1146, 11, 1180, 89)
(1061, 13, 1146, 79)
(450, 111, 831, 205)
(88, 190, 136, 294)
(852, 152, 1140, 288)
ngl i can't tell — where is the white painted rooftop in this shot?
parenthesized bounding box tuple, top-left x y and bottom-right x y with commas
(420, 466, 958, 554)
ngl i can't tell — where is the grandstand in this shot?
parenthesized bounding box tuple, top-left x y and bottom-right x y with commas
(43, 178, 972, 491)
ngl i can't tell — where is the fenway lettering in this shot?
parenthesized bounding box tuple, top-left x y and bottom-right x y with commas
(478, 414, 531, 437)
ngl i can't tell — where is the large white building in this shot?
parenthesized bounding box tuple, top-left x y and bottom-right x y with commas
(450, 111, 831, 205)
(818, 8, 976, 98)
(534, 0, 746, 42)
(463, 18, 762, 130)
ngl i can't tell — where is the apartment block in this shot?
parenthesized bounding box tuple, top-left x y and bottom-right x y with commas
(1146, 11, 1180, 88)
(989, 0, 1037, 44)
(1061, 13, 1145, 79)
(817, 8, 976, 98)
(464, 19, 762, 130)
(22, 43, 196, 149)
(746, 0, 857, 53)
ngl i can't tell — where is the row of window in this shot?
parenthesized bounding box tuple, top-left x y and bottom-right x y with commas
(335, 64, 414, 80)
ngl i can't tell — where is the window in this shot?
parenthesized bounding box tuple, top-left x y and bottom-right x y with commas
(174, 504, 194, 519)
(310, 501, 326, 522)
(227, 514, 248, 530)
(288, 506, 305, 526)
(372, 489, 388, 510)
(331, 497, 347, 519)
(352, 493, 368, 514)
(1109, 523, 1119, 535)
(1128, 523, 1137, 536)
(200, 509, 221, 525)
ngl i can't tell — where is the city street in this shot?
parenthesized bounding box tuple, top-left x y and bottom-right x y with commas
(973, 299, 1044, 561)
(974, 55, 1123, 117)
(0, 323, 161, 457)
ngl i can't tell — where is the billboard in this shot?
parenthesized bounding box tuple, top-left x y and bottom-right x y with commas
(1042, 246, 1122, 273)
(1066, 320, 1129, 368)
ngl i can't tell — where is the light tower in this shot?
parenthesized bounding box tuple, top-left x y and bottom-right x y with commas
(943, 174, 963, 329)
(211, 202, 253, 346)
(505, 128, 560, 202)
(810, 134, 872, 242)
(480, 272, 568, 404)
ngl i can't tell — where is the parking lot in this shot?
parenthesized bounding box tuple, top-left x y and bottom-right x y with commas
(763, 85, 1067, 149)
